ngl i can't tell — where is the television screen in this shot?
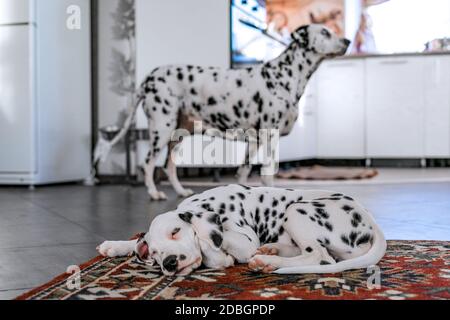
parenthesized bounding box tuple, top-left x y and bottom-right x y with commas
(231, 0, 288, 68)
(231, 0, 345, 68)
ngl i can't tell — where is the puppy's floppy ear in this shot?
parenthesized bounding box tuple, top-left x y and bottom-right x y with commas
(135, 233, 151, 262)
(179, 212, 193, 224)
(291, 25, 309, 48)
(178, 211, 223, 251)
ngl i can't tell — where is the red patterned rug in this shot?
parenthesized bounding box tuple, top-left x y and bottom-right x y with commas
(16, 240, 449, 300)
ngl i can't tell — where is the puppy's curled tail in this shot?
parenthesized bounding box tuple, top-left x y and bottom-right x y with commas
(275, 223, 387, 274)
(93, 90, 145, 165)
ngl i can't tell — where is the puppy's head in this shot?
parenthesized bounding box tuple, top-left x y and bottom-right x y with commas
(292, 24, 350, 57)
(136, 211, 223, 276)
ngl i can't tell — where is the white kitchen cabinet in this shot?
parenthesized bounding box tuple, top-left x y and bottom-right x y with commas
(317, 59, 365, 158)
(279, 75, 318, 162)
(0, 0, 91, 185)
(366, 57, 425, 158)
(423, 56, 450, 157)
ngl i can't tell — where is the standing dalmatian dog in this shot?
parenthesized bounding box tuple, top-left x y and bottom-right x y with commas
(98, 185, 386, 275)
(97, 25, 351, 200)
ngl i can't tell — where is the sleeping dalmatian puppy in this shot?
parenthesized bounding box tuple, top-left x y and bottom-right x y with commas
(97, 25, 351, 201)
(97, 185, 386, 275)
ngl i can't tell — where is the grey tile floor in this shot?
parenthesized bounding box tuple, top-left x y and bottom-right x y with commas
(0, 182, 449, 298)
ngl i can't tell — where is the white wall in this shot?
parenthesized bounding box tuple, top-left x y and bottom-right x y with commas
(135, 0, 232, 167)
(136, 0, 230, 128)
(135, 0, 230, 83)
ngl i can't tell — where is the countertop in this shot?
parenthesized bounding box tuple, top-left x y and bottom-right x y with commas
(336, 51, 450, 60)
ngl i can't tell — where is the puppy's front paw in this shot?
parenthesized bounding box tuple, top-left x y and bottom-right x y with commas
(255, 245, 279, 256)
(97, 241, 131, 258)
(225, 255, 235, 268)
(248, 255, 278, 273)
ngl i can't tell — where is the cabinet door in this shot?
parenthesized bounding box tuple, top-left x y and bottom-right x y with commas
(424, 56, 450, 157)
(0, 25, 34, 173)
(317, 60, 365, 158)
(366, 57, 424, 158)
(279, 75, 317, 161)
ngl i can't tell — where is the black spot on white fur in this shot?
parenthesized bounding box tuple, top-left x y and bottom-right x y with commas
(208, 214, 221, 226)
(210, 231, 223, 248)
(179, 212, 193, 224)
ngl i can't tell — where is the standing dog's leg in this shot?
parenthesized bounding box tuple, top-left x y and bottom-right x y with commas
(261, 172, 275, 187)
(237, 164, 252, 185)
(145, 116, 178, 201)
(145, 155, 166, 201)
(236, 130, 259, 185)
(260, 130, 279, 187)
(259, 139, 275, 187)
(165, 141, 194, 198)
(237, 138, 259, 185)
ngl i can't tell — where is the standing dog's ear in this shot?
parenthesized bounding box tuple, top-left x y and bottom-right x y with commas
(178, 211, 223, 252)
(291, 25, 310, 48)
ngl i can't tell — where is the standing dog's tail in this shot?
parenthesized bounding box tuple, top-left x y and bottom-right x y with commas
(93, 90, 145, 165)
(275, 220, 387, 274)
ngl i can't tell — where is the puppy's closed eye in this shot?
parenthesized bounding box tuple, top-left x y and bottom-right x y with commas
(321, 29, 331, 38)
(171, 228, 181, 239)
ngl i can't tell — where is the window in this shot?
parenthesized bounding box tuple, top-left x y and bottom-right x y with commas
(367, 0, 450, 54)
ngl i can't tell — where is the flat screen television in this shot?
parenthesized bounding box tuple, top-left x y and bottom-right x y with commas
(230, 0, 346, 68)
(231, 0, 288, 68)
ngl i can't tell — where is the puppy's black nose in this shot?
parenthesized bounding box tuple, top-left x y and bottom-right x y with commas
(163, 255, 178, 272)
(342, 38, 351, 46)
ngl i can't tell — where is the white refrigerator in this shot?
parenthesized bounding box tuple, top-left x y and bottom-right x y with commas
(0, 0, 91, 185)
